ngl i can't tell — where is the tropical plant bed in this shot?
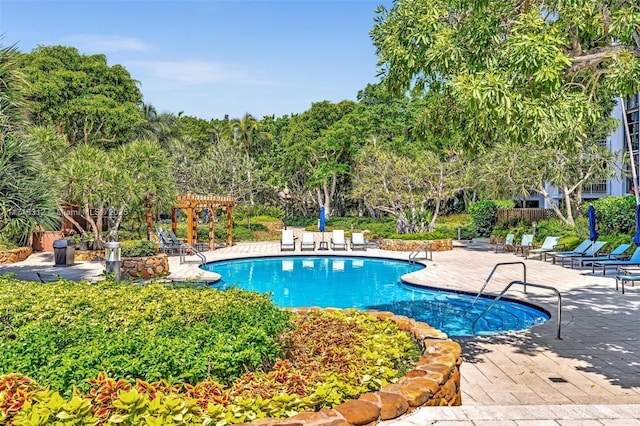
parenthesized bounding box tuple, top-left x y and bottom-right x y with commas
(0, 277, 464, 424)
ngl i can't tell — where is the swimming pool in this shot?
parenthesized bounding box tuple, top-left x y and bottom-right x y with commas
(201, 256, 549, 337)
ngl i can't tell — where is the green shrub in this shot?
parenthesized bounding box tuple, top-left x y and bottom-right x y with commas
(120, 239, 157, 257)
(0, 233, 19, 250)
(468, 200, 498, 237)
(0, 278, 292, 393)
(589, 196, 636, 235)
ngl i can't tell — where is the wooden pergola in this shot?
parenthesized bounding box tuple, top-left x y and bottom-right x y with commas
(172, 193, 235, 250)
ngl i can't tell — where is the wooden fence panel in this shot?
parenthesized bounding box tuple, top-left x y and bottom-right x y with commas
(497, 208, 556, 223)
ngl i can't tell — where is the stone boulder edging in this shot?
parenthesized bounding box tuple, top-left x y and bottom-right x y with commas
(253, 307, 462, 426)
(0, 247, 32, 264)
(379, 238, 453, 252)
(120, 253, 169, 280)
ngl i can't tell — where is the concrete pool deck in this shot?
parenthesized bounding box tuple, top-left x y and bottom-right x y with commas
(2, 237, 640, 424)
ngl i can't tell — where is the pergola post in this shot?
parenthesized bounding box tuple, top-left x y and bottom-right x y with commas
(209, 211, 215, 251)
(226, 205, 233, 247)
(171, 208, 177, 236)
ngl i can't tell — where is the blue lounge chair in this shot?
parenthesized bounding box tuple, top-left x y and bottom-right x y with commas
(614, 269, 640, 294)
(526, 236, 560, 261)
(570, 243, 631, 269)
(557, 241, 607, 267)
(550, 240, 594, 265)
(593, 246, 640, 275)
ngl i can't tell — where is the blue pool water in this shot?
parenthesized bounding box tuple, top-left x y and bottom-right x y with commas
(201, 256, 549, 337)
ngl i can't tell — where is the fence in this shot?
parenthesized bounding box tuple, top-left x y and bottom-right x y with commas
(497, 208, 556, 223)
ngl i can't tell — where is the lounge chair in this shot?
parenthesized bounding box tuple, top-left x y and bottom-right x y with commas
(157, 228, 182, 255)
(495, 233, 515, 253)
(526, 236, 560, 260)
(550, 240, 594, 265)
(556, 241, 607, 267)
(300, 232, 316, 251)
(570, 243, 631, 269)
(615, 267, 640, 294)
(514, 234, 534, 257)
(593, 246, 640, 275)
(280, 229, 295, 251)
(350, 232, 366, 251)
(330, 229, 348, 250)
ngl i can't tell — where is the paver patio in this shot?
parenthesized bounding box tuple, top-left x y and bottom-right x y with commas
(2, 234, 639, 424)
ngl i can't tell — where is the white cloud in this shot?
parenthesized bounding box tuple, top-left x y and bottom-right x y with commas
(129, 59, 251, 85)
(60, 34, 149, 53)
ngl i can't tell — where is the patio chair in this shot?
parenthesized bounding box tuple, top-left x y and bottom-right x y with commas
(550, 239, 594, 265)
(300, 232, 316, 251)
(526, 236, 560, 260)
(157, 228, 182, 255)
(556, 241, 607, 267)
(592, 246, 640, 275)
(281, 229, 295, 251)
(36, 272, 63, 283)
(514, 234, 534, 257)
(615, 267, 640, 294)
(350, 232, 366, 251)
(570, 243, 631, 269)
(494, 233, 515, 253)
(330, 229, 348, 250)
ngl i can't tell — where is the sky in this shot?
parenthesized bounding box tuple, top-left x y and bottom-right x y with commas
(1, 0, 392, 120)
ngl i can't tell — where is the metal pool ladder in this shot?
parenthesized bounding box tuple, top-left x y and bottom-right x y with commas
(409, 241, 433, 264)
(471, 280, 563, 340)
(472, 261, 527, 304)
(179, 243, 207, 266)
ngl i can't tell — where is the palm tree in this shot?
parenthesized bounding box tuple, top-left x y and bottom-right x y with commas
(0, 42, 59, 245)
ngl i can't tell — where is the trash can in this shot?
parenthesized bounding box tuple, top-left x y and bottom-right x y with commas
(53, 239, 75, 267)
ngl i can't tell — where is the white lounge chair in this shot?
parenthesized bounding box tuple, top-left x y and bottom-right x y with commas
(280, 229, 295, 251)
(330, 229, 348, 250)
(350, 232, 366, 251)
(300, 232, 316, 251)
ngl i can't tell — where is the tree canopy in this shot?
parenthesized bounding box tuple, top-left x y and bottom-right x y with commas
(18, 45, 143, 147)
(371, 0, 640, 152)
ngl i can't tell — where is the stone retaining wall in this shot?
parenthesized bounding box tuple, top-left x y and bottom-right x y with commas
(0, 247, 32, 264)
(380, 238, 453, 252)
(256, 307, 462, 426)
(120, 253, 169, 280)
(74, 250, 104, 262)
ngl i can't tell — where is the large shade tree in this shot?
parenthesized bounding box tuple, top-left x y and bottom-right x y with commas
(18, 45, 144, 147)
(371, 0, 640, 153)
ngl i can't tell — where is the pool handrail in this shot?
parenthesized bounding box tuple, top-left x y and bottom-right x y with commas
(472, 261, 527, 304)
(179, 243, 207, 266)
(471, 280, 562, 340)
(409, 241, 433, 264)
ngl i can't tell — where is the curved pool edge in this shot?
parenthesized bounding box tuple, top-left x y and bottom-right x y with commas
(399, 268, 552, 326)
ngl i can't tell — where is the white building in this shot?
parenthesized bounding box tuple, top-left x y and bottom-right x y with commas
(523, 94, 640, 208)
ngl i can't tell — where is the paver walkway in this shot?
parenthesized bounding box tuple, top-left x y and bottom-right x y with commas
(2, 235, 639, 424)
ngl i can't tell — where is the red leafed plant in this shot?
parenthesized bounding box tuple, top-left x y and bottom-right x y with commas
(0, 373, 40, 416)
